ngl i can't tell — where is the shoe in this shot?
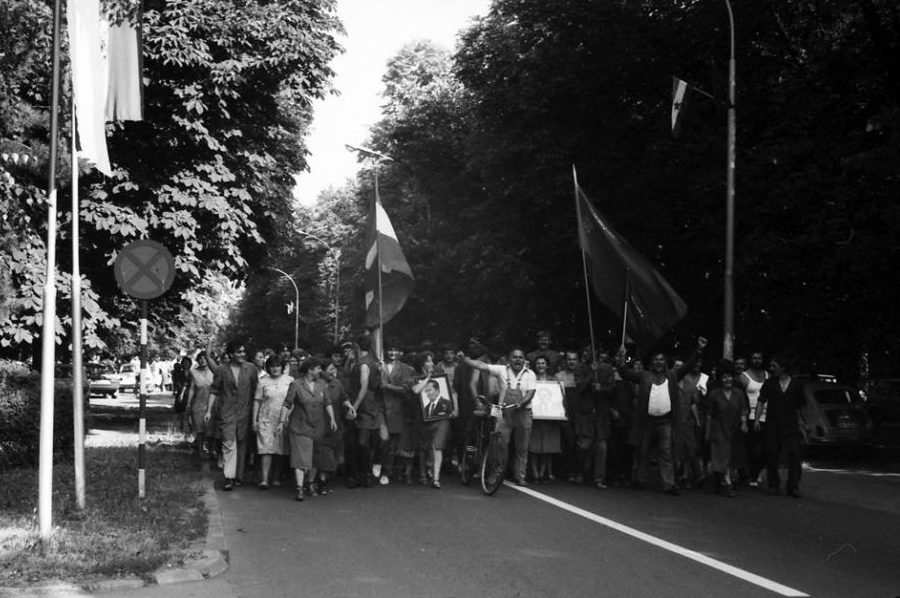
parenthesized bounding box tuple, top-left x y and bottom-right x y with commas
(419, 476, 429, 486)
(724, 485, 736, 498)
(223, 479, 234, 491)
(749, 481, 759, 487)
(257, 481, 269, 490)
(233, 479, 244, 487)
(574, 475, 584, 484)
(787, 488, 802, 498)
(379, 475, 389, 486)
(665, 486, 681, 496)
(595, 479, 607, 489)
(309, 483, 319, 497)
(515, 478, 528, 487)
(432, 480, 441, 489)
(547, 474, 555, 482)
(372, 464, 382, 478)
(295, 490, 304, 502)
(271, 480, 283, 488)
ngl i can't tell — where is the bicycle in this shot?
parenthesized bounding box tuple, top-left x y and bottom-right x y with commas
(459, 396, 516, 495)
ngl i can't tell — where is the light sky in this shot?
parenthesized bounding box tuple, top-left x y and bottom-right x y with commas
(292, 0, 492, 206)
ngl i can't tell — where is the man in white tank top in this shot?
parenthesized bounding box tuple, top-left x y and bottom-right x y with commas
(739, 352, 768, 486)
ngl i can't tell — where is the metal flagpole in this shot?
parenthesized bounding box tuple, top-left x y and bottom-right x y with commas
(620, 270, 630, 351)
(38, 0, 63, 552)
(572, 166, 598, 365)
(374, 166, 384, 362)
(71, 105, 86, 511)
(723, 0, 736, 361)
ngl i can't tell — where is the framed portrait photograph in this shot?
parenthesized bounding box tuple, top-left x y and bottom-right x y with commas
(420, 374, 453, 422)
(531, 380, 567, 421)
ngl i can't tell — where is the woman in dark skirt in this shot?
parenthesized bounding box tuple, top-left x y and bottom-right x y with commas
(412, 351, 455, 489)
(279, 359, 337, 501)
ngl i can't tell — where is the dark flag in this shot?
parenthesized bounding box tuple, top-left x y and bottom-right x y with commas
(575, 179, 687, 352)
(363, 187, 414, 329)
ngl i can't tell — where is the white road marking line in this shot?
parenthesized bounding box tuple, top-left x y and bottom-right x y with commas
(806, 466, 900, 478)
(505, 482, 809, 597)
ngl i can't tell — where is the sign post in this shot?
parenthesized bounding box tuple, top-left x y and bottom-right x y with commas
(114, 240, 175, 498)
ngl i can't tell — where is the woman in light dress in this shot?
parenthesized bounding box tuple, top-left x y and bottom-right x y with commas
(185, 352, 215, 456)
(253, 355, 293, 489)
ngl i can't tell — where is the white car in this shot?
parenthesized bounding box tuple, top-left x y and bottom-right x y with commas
(118, 363, 138, 393)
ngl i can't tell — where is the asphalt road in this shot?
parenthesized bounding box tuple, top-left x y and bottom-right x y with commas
(90, 395, 900, 598)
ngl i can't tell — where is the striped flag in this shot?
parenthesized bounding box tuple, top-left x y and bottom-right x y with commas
(671, 76, 690, 137)
(363, 188, 414, 329)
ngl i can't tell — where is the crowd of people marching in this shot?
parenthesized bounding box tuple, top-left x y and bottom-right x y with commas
(171, 330, 807, 502)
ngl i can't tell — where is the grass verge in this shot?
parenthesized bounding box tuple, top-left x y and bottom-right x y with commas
(0, 438, 207, 587)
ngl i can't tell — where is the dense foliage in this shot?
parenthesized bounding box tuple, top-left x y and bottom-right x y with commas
(288, 0, 898, 379)
(0, 0, 342, 359)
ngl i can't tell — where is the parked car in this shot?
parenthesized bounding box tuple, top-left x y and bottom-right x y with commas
(799, 380, 874, 448)
(85, 362, 120, 398)
(118, 363, 138, 393)
(867, 378, 900, 436)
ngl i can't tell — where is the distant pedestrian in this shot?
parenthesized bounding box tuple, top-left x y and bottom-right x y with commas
(756, 356, 805, 498)
(185, 351, 214, 456)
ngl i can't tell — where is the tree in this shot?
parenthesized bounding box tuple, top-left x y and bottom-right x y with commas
(0, 0, 343, 358)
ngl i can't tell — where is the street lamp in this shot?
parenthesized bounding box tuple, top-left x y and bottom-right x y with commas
(723, 0, 736, 361)
(272, 267, 299, 350)
(299, 230, 342, 343)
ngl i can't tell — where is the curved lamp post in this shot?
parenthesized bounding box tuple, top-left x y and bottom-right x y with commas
(299, 230, 342, 343)
(272, 267, 299, 350)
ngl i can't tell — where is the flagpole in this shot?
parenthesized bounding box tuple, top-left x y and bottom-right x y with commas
(38, 0, 63, 552)
(620, 270, 630, 351)
(374, 166, 384, 362)
(71, 107, 86, 511)
(572, 166, 598, 365)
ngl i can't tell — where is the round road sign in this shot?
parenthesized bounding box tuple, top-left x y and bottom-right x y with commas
(114, 240, 176, 300)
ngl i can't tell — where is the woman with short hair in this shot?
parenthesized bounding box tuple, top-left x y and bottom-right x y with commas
(253, 355, 292, 489)
(280, 359, 337, 501)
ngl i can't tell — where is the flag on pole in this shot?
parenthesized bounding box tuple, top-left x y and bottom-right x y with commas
(68, 1, 143, 176)
(575, 178, 687, 352)
(104, 4, 144, 122)
(671, 76, 690, 137)
(363, 188, 414, 329)
(68, 0, 112, 175)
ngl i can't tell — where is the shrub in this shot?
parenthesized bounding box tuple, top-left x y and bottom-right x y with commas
(0, 359, 86, 472)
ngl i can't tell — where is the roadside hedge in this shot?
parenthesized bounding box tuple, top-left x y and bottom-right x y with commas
(0, 360, 85, 472)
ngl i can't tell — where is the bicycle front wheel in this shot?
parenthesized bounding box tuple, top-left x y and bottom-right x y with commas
(480, 433, 506, 495)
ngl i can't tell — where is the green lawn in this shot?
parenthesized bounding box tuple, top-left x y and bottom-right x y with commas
(0, 437, 208, 587)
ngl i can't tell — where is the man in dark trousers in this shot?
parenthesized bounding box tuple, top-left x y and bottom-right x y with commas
(615, 336, 707, 495)
(755, 356, 806, 498)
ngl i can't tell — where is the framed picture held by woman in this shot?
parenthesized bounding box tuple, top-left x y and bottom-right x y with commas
(420, 375, 453, 422)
